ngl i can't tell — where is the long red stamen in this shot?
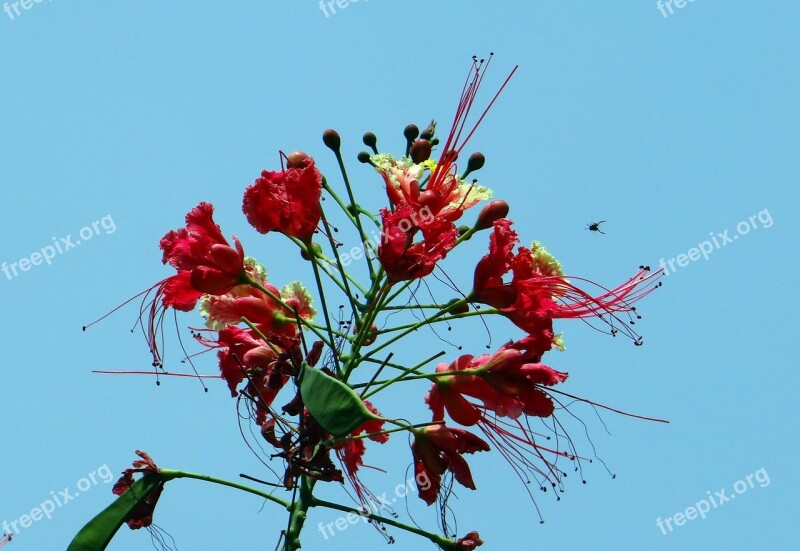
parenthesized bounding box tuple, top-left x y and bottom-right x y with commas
(93, 370, 221, 379)
(83, 278, 181, 368)
(548, 388, 669, 424)
(429, 55, 518, 191)
(526, 267, 664, 344)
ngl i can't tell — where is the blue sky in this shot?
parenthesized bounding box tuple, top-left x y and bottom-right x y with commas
(1, 1, 798, 550)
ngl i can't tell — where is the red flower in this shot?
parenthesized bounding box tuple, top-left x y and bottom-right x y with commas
(472, 218, 519, 308)
(377, 202, 459, 282)
(242, 152, 322, 240)
(426, 342, 568, 426)
(411, 424, 489, 505)
(472, 219, 662, 344)
(455, 531, 484, 549)
(373, 155, 492, 225)
(205, 326, 279, 397)
(425, 338, 666, 500)
(112, 451, 163, 530)
(200, 260, 316, 333)
(373, 57, 517, 281)
(160, 202, 246, 295)
(423, 343, 576, 497)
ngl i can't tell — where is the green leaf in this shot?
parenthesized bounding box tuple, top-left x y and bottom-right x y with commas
(299, 363, 379, 437)
(67, 474, 165, 551)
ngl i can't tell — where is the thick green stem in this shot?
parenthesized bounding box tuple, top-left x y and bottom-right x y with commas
(284, 477, 316, 551)
(157, 470, 461, 550)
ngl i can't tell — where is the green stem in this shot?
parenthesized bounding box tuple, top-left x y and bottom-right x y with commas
(321, 177, 361, 229)
(328, 421, 442, 445)
(310, 497, 460, 550)
(355, 204, 381, 227)
(284, 476, 316, 551)
(380, 303, 448, 310)
(343, 282, 391, 381)
(362, 368, 479, 400)
(304, 236, 342, 370)
(361, 297, 469, 362)
(376, 308, 497, 335)
(319, 177, 379, 275)
(361, 366, 431, 400)
(289, 236, 369, 297)
(330, 154, 377, 279)
(353, 351, 446, 390)
(158, 469, 290, 510)
(382, 278, 415, 305)
(318, 207, 362, 327)
(302, 321, 351, 340)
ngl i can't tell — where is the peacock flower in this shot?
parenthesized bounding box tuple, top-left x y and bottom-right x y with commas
(377, 202, 459, 282)
(410, 424, 490, 505)
(372, 154, 492, 224)
(242, 151, 322, 241)
(472, 218, 662, 344)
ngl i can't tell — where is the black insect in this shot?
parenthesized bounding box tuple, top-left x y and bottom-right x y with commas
(586, 221, 607, 234)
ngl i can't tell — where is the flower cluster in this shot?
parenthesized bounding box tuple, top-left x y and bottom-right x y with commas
(86, 55, 664, 551)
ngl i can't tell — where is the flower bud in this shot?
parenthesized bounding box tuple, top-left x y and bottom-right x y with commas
(420, 120, 436, 141)
(446, 298, 470, 315)
(300, 242, 323, 261)
(403, 124, 420, 142)
(362, 132, 378, 153)
(475, 200, 510, 230)
(357, 151, 373, 164)
(441, 149, 458, 164)
(418, 189, 439, 208)
(466, 152, 485, 174)
(322, 129, 341, 152)
(410, 139, 432, 163)
(355, 323, 379, 346)
(286, 151, 309, 168)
